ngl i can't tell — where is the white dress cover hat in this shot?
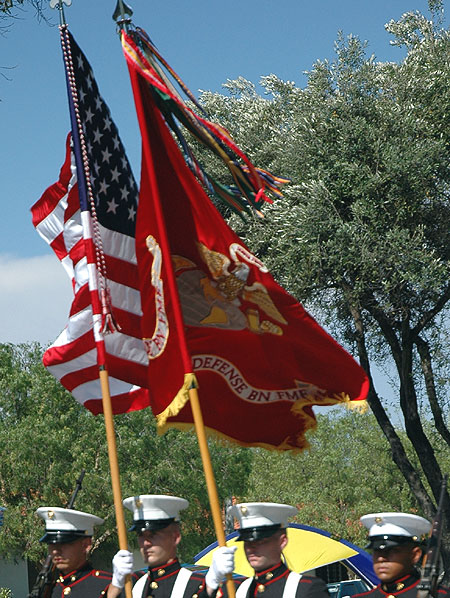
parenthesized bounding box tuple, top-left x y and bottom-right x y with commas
(228, 502, 298, 541)
(36, 507, 104, 544)
(123, 494, 189, 532)
(361, 512, 431, 550)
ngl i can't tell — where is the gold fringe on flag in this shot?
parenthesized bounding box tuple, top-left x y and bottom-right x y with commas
(155, 372, 199, 427)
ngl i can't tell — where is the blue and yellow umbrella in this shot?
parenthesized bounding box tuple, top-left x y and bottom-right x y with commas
(194, 523, 377, 586)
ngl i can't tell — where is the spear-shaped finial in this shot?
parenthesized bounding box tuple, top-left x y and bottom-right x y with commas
(112, 0, 133, 33)
(49, 0, 72, 26)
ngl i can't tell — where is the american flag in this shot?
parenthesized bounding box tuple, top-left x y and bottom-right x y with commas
(31, 28, 149, 415)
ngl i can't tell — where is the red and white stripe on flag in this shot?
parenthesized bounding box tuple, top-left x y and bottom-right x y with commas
(31, 135, 150, 415)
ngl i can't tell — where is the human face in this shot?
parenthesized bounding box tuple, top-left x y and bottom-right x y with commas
(372, 544, 422, 583)
(138, 524, 180, 568)
(48, 537, 91, 574)
(244, 532, 287, 572)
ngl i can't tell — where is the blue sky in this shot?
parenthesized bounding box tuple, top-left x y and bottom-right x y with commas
(0, 0, 445, 352)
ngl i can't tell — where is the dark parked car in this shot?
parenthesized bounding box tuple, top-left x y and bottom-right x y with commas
(327, 579, 370, 598)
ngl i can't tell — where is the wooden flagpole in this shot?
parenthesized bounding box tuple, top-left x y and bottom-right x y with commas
(99, 367, 133, 598)
(119, 13, 236, 594)
(52, 3, 132, 596)
(189, 386, 236, 597)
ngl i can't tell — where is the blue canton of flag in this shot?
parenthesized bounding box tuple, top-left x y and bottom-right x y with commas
(67, 30, 138, 235)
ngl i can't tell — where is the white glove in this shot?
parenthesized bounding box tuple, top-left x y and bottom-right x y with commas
(112, 549, 134, 589)
(205, 545, 237, 590)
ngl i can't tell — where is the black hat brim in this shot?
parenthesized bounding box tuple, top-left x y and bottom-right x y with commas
(236, 524, 282, 542)
(130, 518, 176, 533)
(366, 535, 418, 551)
(40, 531, 90, 544)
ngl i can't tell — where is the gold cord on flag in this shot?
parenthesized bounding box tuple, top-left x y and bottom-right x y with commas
(59, 24, 120, 335)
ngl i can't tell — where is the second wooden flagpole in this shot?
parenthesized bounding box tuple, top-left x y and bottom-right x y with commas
(123, 37, 236, 596)
(189, 386, 236, 598)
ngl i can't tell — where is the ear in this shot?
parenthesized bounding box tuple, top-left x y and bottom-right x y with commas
(279, 532, 288, 552)
(411, 545, 423, 566)
(173, 527, 182, 547)
(83, 537, 93, 556)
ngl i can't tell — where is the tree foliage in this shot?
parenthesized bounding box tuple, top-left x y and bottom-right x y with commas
(0, 343, 252, 566)
(197, 1, 450, 574)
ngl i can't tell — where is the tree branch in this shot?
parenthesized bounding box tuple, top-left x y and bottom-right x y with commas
(412, 282, 450, 336)
(361, 293, 403, 370)
(415, 334, 450, 447)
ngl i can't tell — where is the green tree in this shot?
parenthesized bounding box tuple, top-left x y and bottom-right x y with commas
(197, 0, 450, 574)
(0, 342, 252, 566)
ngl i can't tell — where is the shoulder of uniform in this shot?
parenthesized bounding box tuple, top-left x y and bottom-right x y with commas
(92, 570, 113, 579)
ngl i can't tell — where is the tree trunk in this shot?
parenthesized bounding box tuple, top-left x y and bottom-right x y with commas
(348, 299, 450, 580)
(347, 300, 436, 516)
(396, 327, 444, 501)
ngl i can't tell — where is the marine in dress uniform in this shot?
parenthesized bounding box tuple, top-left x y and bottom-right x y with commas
(217, 502, 330, 598)
(109, 494, 230, 598)
(352, 512, 448, 598)
(36, 506, 113, 598)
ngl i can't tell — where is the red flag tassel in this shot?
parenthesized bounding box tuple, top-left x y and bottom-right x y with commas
(100, 285, 121, 334)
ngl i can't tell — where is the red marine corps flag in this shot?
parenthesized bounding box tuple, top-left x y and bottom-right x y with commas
(122, 31, 369, 451)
